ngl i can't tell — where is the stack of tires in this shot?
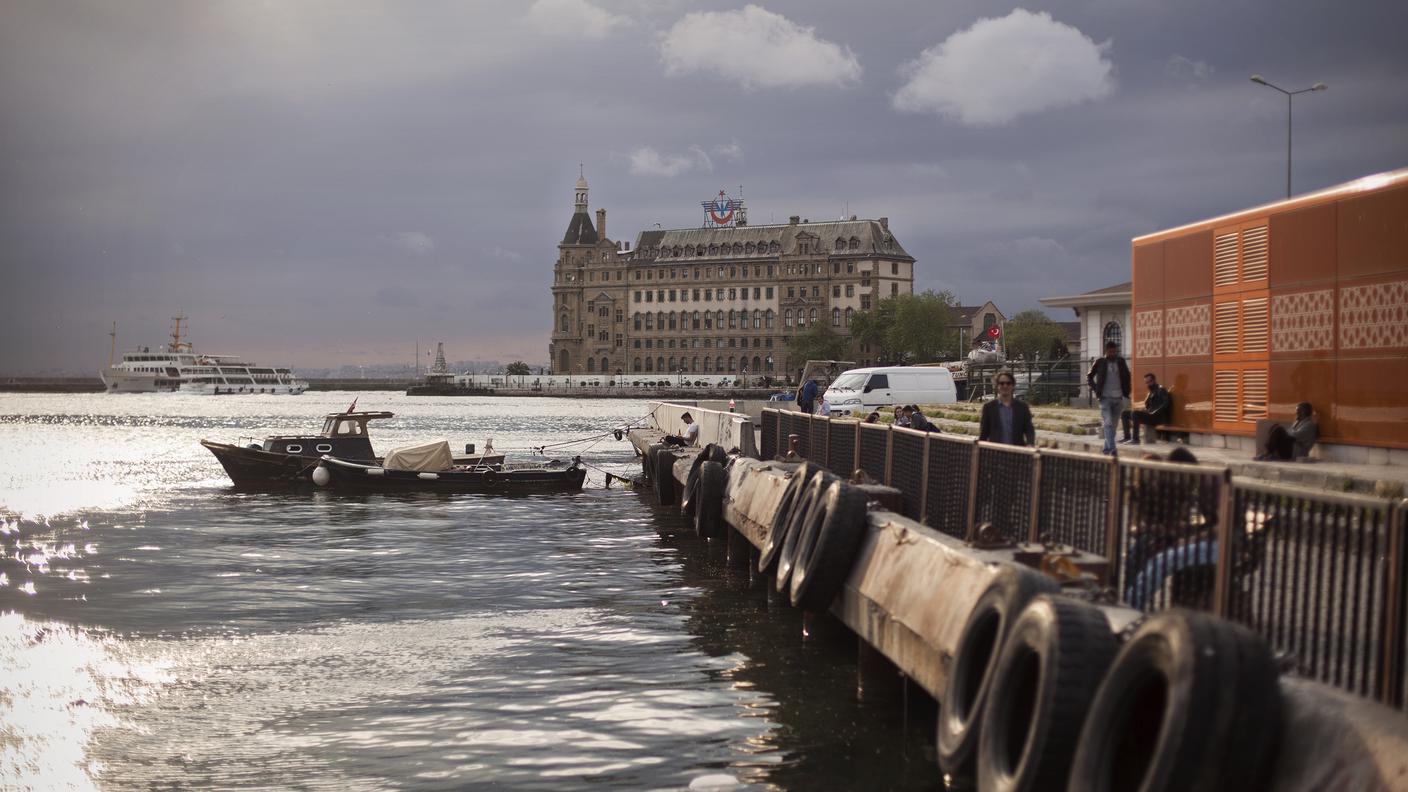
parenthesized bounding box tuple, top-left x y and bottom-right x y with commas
(937, 563, 1283, 792)
(754, 462, 873, 611)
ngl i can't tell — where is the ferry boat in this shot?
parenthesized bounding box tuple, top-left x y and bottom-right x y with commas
(100, 315, 308, 395)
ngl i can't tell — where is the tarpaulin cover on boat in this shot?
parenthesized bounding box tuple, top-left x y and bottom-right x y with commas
(382, 440, 453, 471)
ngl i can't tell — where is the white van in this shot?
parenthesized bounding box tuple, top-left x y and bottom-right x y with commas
(823, 366, 958, 416)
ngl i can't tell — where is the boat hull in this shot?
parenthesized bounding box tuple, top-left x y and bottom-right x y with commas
(201, 440, 505, 489)
(316, 456, 586, 494)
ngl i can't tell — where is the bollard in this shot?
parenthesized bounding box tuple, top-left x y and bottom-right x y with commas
(785, 434, 800, 460)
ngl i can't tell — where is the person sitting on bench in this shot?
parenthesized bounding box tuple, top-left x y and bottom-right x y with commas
(1256, 402, 1317, 461)
(1119, 373, 1171, 445)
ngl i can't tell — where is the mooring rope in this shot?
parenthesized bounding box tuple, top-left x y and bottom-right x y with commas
(528, 405, 661, 456)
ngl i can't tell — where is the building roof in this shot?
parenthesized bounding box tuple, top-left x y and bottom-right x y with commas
(1039, 280, 1132, 309)
(562, 212, 598, 245)
(629, 218, 911, 262)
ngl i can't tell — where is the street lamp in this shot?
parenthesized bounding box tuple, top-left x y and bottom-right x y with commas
(1250, 74, 1327, 198)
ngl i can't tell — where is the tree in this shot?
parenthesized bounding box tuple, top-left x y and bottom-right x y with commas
(505, 360, 531, 376)
(848, 290, 959, 364)
(1002, 310, 1068, 361)
(787, 321, 851, 371)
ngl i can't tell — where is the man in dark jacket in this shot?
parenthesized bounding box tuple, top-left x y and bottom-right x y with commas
(979, 371, 1035, 446)
(1120, 373, 1172, 445)
(1087, 341, 1131, 454)
(798, 376, 818, 415)
(907, 405, 940, 433)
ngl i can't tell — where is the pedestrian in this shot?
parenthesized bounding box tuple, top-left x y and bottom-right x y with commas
(907, 405, 939, 433)
(865, 411, 881, 424)
(1256, 402, 1318, 461)
(979, 370, 1035, 446)
(815, 392, 831, 417)
(894, 405, 910, 428)
(798, 376, 818, 415)
(1120, 372, 1172, 445)
(1087, 341, 1131, 455)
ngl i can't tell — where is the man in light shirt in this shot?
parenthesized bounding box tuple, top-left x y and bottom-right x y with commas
(1086, 341, 1131, 455)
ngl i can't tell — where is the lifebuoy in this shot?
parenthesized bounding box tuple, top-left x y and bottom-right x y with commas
(774, 469, 834, 593)
(759, 462, 813, 574)
(1067, 610, 1282, 792)
(977, 595, 1117, 792)
(938, 564, 1059, 779)
(693, 461, 726, 539)
(788, 480, 869, 610)
(653, 446, 677, 506)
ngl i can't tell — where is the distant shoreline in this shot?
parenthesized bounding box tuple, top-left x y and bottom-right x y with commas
(0, 377, 783, 400)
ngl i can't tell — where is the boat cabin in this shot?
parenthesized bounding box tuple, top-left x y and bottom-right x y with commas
(260, 411, 394, 460)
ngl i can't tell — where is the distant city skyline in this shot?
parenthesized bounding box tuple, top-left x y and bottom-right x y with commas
(2, 1, 1406, 375)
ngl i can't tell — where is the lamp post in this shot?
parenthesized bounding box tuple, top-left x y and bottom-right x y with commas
(1250, 74, 1327, 198)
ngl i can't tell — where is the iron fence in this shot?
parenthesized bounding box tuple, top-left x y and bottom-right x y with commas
(749, 408, 1408, 708)
(968, 442, 1038, 543)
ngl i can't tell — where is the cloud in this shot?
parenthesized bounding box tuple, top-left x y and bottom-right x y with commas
(659, 5, 861, 90)
(893, 9, 1115, 126)
(524, 0, 629, 39)
(628, 145, 715, 177)
(1165, 54, 1213, 80)
(711, 140, 745, 161)
(388, 231, 435, 255)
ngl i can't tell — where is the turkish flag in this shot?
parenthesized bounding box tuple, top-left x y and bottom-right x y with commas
(987, 325, 1001, 339)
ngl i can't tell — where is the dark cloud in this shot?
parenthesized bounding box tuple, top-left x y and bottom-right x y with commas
(1, 0, 1405, 374)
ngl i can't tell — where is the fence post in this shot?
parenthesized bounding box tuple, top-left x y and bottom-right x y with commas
(1103, 458, 1122, 588)
(919, 434, 932, 526)
(1381, 499, 1408, 708)
(883, 425, 894, 487)
(852, 421, 861, 478)
(1027, 452, 1043, 543)
(965, 444, 981, 541)
(1211, 468, 1235, 619)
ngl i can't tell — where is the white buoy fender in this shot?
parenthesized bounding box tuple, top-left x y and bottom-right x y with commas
(312, 465, 331, 487)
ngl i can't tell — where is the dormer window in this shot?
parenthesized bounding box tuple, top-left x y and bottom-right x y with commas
(835, 238, 846, 252)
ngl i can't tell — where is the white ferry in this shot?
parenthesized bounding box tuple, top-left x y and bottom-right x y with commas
(100, 316, 308, 395)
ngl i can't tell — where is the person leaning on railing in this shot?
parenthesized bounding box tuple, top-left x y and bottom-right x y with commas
(978, 370, 1035, 446)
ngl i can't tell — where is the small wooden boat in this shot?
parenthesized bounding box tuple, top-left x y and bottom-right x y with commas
(201, 409, 504, 488)
(313, 449, 586, 494)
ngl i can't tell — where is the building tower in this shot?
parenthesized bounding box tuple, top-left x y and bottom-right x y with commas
(550, 169, 621, 375)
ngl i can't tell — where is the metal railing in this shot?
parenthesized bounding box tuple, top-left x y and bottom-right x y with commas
(756, 407, 1408, 709)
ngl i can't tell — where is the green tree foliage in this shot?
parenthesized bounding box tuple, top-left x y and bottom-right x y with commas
(787, 321, 851, 370)
(848, 290, 959, 364)
(504, 360, 531, 376)
(1002, 310, 1069, 360)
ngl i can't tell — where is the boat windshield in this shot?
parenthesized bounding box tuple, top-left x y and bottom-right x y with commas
(829, 372, 868, 391)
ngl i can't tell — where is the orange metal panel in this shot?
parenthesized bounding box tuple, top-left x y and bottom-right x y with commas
(1270, 202, 1337, 288)
(1133, 242, 1165, 305)
(1334, 357, 1408, 447)
(1338, 183, 1408, 281)
(1163, 230, 1213, 301)
(1269, 359, 1336, 437)
(1164, 362, 1213, 430)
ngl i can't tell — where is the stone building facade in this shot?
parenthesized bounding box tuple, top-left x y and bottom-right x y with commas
(549, 175, 916, 378)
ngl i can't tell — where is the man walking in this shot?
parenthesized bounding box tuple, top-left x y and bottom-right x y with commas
(798, 375, 818, 415)
(979, 371, 1035, 446)
(1120, 373, 1171, 445)
(1087, 341, 1131, 455)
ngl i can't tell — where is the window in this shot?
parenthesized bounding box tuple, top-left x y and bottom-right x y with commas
(587, 358, 595, 372)
(634, 290, 642, 302)
(716, 288, 724, 301)
(833, 263, 841, 274)
(832, 308, 841, 326)
(753, 310, 761, 329)
(645, 357, 653, 372)
(693, 289, 700, 300)
(633, 357, 642, 372)
(787, 287, 795, 299)
(809, 308, 818, 325)
(784, 309, 793, 328)
(812, 286, 819, 298)
(646, 292, 653, 303)
(692, 311, 701, 330)
(669, 289, 676, 302)
(833, 285, 841, 298)
(766, 287, 774, 299)
(765, 310, 774, 329)
(861, 295, 871, 310)
(845, 307, 853, 325)
(560, 314, 569, 332)
(835, 238, 846, 252)
(845, 285, 854, 297)
(615, 309, 622, 323)
(891, 283, 898, 296)
(1103, 321, 1122, 352)
(891, 262, 899, 275)
(869, 374, 889, 389)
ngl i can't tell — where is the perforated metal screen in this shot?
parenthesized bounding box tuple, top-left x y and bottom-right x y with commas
(826, 422, 856, 477)
(857, 424, 888, 485)
(890, 430, 926, 520)
(972, 444, 1035, 543)
(925, 436, 973, 538)
(1037, 452, 1113, 556)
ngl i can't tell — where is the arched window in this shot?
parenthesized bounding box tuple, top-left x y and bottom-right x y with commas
(727, 356, 736, 372)
(645, 313, 654, 330)
(704, 312, 713, 329)
(559, 349, 570, 372)
(669, 312, 677, 330)
(692, 356, 700, 371)
(769, 241, 779, 254)
(657, 356, 665, 372)
(633, 357, 642, 372)
(845, 307, 853, 325)
(560, 314, 569, 332)
(692, 310, 701, 329)
(733, 243, 743, 255)
(728, 310, 737, 329)
(709, 244, 718, 255)
(752, 355, 761, 372)
(645, 357, 653, 372)
(657, 311, 665, 328)
(745, 242, 755, 254)
(601, 357, 609, 373)
(766, 310, 774, 329)
(809, 308, 818, 325)
(832, 307, 841, 326)
(668, 356, 676, 371)
(784, 309, 793, 328)
(835, 238, 846, 251)
(1103, 321, 1122, 352)
(753, 310, 761, 329)
(587, 358, 595, 372)
(715, 310, 724, 327)
(849, 237, 860, 251)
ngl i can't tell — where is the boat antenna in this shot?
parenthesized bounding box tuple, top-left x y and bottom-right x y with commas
(169, 313, 191, 353)
(108, 321, 117, 367)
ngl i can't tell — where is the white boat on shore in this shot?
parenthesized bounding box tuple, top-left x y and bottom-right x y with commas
(100, 315, 307, 395)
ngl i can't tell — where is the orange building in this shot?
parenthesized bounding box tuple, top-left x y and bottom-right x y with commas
(1131, 168, 1408, 454)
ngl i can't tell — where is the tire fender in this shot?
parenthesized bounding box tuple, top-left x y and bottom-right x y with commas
(1067, 609, 1282, 792)
(680, 446, 712, 518)
(774, 470, 834, 593)
(759, 462, 813, 574)
(693, 461, 727, 539)
(653, 446, 677, 506)
(938, 564, 1060, 778)
(644, 442, 666, 483)
(789, 481, 870, 610)
(977, 596, 1118, 792)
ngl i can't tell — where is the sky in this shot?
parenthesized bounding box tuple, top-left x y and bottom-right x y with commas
(2, 0, 1405, 375)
